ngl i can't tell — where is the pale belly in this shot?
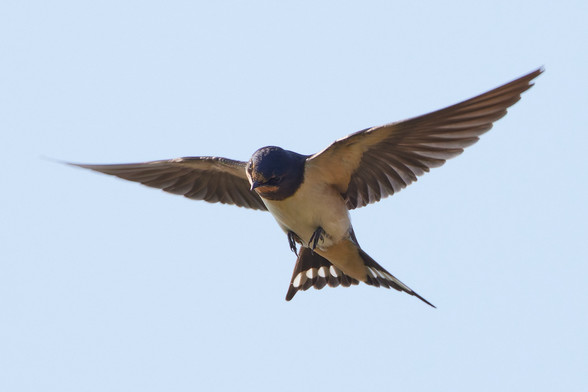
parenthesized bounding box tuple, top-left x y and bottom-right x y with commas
(261, 181, 351, 250)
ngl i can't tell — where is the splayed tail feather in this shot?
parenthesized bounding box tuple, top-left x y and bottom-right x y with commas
(286, 243, 435, 308)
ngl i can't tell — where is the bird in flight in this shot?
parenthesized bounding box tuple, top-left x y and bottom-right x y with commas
(70, 68, 542, 307)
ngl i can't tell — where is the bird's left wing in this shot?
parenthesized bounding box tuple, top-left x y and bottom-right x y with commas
(69, 157, 268, 210)
(306, 68, 542, 209)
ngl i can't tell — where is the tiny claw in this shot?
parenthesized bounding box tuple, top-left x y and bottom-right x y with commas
(287, 231, 300, 255)
(309, 227, 325, 251)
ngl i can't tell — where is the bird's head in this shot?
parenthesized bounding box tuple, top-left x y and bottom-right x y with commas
(246, 146, 307, 200)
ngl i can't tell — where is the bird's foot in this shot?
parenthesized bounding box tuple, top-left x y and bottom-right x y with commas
(309, 226, 325, 251)
(287, 231, 300, 255)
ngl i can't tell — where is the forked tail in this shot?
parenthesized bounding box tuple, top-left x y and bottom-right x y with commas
(286, 246, 435, 308)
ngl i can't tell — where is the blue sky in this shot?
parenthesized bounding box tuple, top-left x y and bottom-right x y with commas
(1, 1, 587, 391)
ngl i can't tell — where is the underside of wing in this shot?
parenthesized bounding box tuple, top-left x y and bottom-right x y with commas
(307, 68, 543, 209)
(70, 156, 267, 211)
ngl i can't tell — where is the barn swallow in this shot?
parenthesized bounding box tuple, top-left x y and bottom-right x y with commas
(69, 68, 542, 307)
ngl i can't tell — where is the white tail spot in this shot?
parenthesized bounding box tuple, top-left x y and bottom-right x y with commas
(329, 266, 339, 277)
(373, 268, 386, 280)
(383, 272, 410, 291)
(293, 272, 304, 288)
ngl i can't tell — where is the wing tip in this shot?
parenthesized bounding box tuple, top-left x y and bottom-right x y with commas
(43, 156, 93, 170)
(516, 67, 544, 90)
(532, 66, 545, 78)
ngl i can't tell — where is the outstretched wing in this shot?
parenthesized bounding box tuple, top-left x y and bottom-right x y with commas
(307, 68, 542, 209)
(70, 156, 267, 210)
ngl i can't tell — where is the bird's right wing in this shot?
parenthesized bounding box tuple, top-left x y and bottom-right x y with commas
(69, 156, 268, 211)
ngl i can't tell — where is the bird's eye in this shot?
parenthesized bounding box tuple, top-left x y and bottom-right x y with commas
(267, 177, 281, 185)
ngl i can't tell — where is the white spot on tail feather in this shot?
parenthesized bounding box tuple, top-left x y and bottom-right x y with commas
(293, 273, 304, 288)
(329, 266, 339, 277)
(382, 271, 410, 291)
(372, 268, 387, 280)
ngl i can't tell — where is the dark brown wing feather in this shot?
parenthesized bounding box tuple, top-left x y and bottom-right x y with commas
(70, 157, 267, 211)
(307, 68, 542, 209)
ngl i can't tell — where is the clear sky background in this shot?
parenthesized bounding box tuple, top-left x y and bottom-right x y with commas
(1, 1, 587, 391)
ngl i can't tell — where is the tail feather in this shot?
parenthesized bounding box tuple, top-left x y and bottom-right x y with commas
(358, 248, 436, 308)
(285, 244, 435, 308)
(285, 247, 359, 301)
